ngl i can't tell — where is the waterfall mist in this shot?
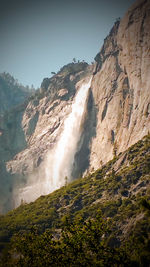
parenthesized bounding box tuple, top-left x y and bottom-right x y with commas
(14, 77, 92, 207)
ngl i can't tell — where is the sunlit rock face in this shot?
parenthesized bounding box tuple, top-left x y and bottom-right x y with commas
(90, 0, 150, 170)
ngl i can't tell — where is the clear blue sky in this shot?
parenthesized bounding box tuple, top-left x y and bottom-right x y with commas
(0, 0, 135, 88)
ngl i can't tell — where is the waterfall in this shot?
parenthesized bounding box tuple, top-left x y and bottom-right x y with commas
(14, 77, 92, 206)
(45, 77, 92, 191)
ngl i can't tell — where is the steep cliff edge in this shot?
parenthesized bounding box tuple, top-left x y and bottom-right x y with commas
(90, 0, 150, 169)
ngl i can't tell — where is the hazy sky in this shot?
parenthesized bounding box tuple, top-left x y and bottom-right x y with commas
(0, 0, 135, 88)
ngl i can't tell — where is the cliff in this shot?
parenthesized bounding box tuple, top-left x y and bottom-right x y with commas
(90, 0, 150, 169)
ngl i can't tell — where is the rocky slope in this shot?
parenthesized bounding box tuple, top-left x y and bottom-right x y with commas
(0, 0, 150, 213)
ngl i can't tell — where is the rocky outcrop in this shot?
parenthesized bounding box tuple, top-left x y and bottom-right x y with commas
(90, 0, 150, 170)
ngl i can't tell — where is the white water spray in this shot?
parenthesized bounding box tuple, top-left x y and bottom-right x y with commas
(14, 77, 92, 206)
(45, 77, 92, 191)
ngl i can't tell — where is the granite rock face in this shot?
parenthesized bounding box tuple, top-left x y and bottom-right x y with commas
(90, 0, 150, 170)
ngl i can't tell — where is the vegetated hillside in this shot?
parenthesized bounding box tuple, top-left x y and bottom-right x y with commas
(0, 72, 34, 115)
(0, 134, 150, 265)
